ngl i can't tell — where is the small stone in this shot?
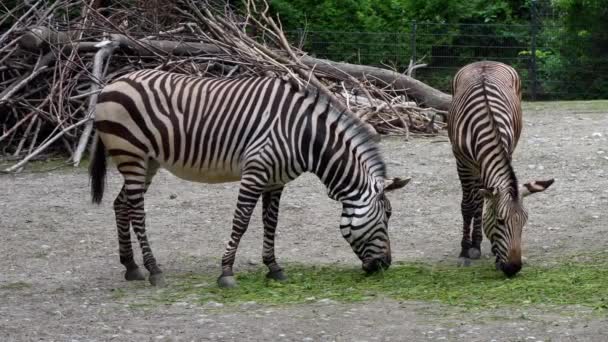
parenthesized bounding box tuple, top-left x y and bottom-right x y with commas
(241, 301, 258, 308)
(317, 298, 337, 305)
(169, 194, 177, 199)
(204, 301, 224, 308)
(41, 244, 51, 249)
(592, 132, 603, 137)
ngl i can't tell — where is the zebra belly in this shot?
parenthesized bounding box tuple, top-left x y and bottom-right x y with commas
(162, 162, 241, 184)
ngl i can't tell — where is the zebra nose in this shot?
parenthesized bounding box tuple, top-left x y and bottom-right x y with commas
(500, 261, 522, 277)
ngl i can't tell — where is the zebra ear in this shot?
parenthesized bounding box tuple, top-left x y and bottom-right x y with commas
(521, 179, 555, 198)
(479, 187, 498, 198)
(384, 177, 411, 192)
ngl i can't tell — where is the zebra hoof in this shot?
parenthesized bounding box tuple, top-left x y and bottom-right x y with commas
(467, 248, 481, 260)
(217, 275, 237, 288)
(149, 273, 166, 287)
(124, 267, 146, 281)
(266, 269, 288, 281)
(457, 257, 472, 267)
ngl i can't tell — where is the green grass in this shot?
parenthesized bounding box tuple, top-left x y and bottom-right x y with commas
(0, 281, 32, 290)
(523, 100, 608, 113)
(0, 156, 88, 173)
(132, 254, 608, 310)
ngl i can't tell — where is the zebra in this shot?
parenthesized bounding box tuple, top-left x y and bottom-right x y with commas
(89, 69, 410, 287)
(447, 61, 554, 277)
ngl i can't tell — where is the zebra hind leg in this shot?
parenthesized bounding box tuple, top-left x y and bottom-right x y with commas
(261, 187, 287, 281)
(113, 185, 145, 281)
(217, 172, 267, 288)
(120, 160, 164, 286)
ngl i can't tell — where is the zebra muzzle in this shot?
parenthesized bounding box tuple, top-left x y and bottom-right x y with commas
(362, 255, 391, 274)
(497, 261, 522, 278)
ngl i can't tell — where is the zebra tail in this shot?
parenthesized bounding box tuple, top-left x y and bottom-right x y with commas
(89, 133, 107, 204)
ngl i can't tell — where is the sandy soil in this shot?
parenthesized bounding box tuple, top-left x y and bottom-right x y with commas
(1, 102, 607, 341)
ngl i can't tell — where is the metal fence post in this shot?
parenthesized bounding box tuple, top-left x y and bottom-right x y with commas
(530, 0, 538, 100)
(410, 20, 417, 77)
(296, 28, 304, 49)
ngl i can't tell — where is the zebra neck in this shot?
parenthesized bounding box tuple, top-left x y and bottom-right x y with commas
(298, 99, 384, 202)
(481, 159, 519, 198)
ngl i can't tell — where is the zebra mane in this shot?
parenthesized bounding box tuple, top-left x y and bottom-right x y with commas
(312, 87, 387, 179)
(480, 73, 519, 199)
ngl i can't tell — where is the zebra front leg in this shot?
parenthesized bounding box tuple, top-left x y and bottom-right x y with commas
(458, 189, 477, 266)
(218, 174, 266, 288)
(469, 204, 484, 260)
(262, 187, 287, 281)
(113, 186, 145, 281)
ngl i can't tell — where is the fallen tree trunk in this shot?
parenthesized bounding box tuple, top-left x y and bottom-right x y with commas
(300, 56, 452, 110)
(17, 27, 451, 110)
(19, 27, 224, 56)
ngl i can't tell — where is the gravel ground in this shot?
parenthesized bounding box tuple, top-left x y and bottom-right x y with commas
(1, 101, 607, 341)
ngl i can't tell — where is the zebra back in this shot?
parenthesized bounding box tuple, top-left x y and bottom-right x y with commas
(95, 70, 385, 193)
(449, 61, 523, 158)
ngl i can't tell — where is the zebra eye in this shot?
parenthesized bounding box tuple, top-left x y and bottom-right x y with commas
(497, 219, 506, 226)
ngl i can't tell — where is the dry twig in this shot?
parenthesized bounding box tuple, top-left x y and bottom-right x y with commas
(0, 0, 448, 172)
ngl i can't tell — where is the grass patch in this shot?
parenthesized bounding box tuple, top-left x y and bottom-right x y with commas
(0, 156, 89, 173)
(523, 100, 608, 113)
(137, 255, 608, 310)
(0, 281, 32, 291)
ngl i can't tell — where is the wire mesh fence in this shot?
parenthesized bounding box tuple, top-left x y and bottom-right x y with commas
(288, 20, 603, 101)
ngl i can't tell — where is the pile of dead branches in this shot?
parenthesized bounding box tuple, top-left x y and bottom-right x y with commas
(0, 0, 451, 172)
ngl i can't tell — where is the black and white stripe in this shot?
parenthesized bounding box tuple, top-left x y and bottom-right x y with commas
(447, 61, 553, 277)
(89, 69, 409, 286)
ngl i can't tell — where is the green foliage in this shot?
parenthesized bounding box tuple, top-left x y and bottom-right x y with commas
(271, 0, 527, 32)
(121, 252, 608, 310)
(534, 0, 608, 99)
(269, 0, 608, 99)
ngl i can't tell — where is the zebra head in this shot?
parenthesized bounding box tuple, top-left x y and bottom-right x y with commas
(480, 179, 554, 277)
(341, 177, 410, 274)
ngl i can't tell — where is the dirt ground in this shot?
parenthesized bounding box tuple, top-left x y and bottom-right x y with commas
(1, 101, 608, 341)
